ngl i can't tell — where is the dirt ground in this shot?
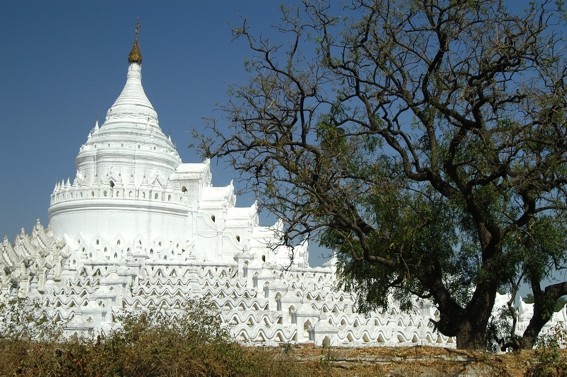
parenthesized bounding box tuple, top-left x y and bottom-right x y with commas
(268, 345, 554, 377)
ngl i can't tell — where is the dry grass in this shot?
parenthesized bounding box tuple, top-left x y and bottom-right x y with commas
(0, 299, 564, 376)
(1, 339, 564, 377)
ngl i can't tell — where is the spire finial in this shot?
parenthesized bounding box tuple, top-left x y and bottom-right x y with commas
(134, 18, 141, 41)
(128, 19, 143, 64)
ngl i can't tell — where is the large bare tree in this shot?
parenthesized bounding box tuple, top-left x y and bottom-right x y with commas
(201, 0, 567, 349)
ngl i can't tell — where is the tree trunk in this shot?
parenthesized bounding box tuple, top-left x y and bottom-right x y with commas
(429, 287, 491, 349)
(521, 317, 545, 349)
(456, 320, 488, 349)
(520, 282, 567, 349)
(455, 278, 497, 349)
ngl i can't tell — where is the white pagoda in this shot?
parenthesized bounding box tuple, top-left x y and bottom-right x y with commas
(0, 33, 462, 347)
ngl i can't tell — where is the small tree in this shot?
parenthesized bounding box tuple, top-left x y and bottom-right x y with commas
(201, 0, 567, 349)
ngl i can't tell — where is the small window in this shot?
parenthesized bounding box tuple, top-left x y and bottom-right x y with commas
(109, 180, 115, 188)
(181, 186, 187, 193)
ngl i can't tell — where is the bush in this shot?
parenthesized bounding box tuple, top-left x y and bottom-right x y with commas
(0, 297, 63, 342)
(525, 324, 567, 377)
(0, 298, 306, 377)
(100, 300, 242, 376)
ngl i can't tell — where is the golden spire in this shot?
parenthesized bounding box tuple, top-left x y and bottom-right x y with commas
(128, 19, 142, 64)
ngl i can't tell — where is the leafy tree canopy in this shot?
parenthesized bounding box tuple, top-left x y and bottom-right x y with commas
(200, 0, 567, 349)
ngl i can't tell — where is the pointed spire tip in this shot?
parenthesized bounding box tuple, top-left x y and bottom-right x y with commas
(128, 19, 143, 64)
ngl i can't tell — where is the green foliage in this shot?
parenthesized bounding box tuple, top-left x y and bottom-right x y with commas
(524, 294, 535, 304)
(554, 297, 567, 313)
(525, 325, 567, 377)
(520, 217, 567, 284)
(329, 186, 471, 314)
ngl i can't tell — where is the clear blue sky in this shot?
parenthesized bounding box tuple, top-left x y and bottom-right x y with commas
(0, 2, 305, 240)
